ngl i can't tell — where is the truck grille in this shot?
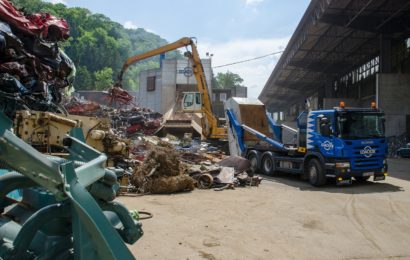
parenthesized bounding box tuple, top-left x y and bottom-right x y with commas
(352, 158, 380, 169)
(351, 145, 382, 170)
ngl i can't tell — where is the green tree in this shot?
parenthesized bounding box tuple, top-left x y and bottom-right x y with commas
(93, 67, 113, 90)
(214, 71, 244, 89)
(74, 66, 93, 90)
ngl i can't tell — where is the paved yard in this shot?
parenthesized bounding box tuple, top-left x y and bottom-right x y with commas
(121, 158, 410, 260)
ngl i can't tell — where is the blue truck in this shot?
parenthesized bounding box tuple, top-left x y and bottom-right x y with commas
(225, 98, 388, 186)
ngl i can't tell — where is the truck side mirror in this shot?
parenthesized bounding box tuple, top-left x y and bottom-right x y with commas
(320, 117, 332, 137)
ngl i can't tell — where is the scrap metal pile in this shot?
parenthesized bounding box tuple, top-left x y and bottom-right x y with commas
(64, 96, 163, 137)
(64, 96, 103, 117)
(0, 0, 75, 119)
(112, 107, 162, 137)
(126, 135, 262, 194)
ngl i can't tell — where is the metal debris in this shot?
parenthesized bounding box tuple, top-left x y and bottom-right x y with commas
(0, 2, 74, 118)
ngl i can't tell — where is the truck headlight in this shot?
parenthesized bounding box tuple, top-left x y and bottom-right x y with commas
(335, 162, 350, 168)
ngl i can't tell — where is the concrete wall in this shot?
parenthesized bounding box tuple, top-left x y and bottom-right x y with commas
(175, 58, 212, 87)
(377, 73, 410, 137)
(176, 58, 197, 85)
(138, 69, 162, 113)
(202, 59, 213, 92)
(160, 59, 177, 114)
(138, 58, 213, 114)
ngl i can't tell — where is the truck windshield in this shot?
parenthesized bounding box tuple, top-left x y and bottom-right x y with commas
(338, 112, 385, 139)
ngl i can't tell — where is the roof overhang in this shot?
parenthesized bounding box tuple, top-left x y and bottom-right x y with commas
(260, 0, 410, 111)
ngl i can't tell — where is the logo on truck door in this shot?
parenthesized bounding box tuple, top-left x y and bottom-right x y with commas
(360, 146, 376, 158)
(321, 141, 333, 151)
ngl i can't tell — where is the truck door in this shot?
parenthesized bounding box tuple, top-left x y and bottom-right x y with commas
(315, 113, 335, 157)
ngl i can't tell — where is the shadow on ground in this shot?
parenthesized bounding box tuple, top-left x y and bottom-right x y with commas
(261, 173, 404, 194)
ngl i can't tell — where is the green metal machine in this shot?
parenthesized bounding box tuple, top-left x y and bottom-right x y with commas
(0, 112, 142, 259)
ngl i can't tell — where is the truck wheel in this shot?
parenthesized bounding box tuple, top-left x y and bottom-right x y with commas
(261, 152, 275, 176)
(354, 176, 370, 182)
(246, 150, 260, 175)
(308, 159, 326, 187)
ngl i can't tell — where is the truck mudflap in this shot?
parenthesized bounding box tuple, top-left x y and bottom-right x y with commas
(373, 172, 387, 181)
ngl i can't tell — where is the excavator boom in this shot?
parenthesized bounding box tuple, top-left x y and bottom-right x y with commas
(116, 37, 226, 139)
(117, 37, 191, 83)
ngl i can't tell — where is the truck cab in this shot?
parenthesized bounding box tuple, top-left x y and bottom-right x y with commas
(304, 105, 388, 185)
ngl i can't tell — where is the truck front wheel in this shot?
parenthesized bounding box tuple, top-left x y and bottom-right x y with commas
(308, 159, 326, 187)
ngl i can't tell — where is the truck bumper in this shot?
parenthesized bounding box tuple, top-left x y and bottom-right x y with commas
(325, 164, 387, 185)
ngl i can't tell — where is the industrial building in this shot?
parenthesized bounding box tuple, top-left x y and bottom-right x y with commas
(138, 58, 213, 114)
(259, 0, 410, 142)
(137, 57, 247, 118)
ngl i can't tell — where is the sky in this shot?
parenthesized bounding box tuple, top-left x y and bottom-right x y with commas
(48, 0, 310, 98)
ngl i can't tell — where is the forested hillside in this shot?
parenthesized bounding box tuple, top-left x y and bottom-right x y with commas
(10, 0, 179, 91)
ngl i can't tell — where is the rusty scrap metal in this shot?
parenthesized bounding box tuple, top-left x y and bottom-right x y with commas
(0, 2, 74, 118)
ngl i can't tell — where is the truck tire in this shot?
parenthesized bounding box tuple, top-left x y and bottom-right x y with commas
(246, 150, 261, 175)
(354, 176, 370, 182)
(261, 152, 275, 176)
(307, 158, 326, 187)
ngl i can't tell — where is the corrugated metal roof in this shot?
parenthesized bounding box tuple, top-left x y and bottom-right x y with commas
(259, 0, 410, 111)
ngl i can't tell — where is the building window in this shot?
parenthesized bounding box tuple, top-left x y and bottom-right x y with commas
(220, 93, 227, 102)
(147, 76, 156, 91)
(212, 93, 216, 101)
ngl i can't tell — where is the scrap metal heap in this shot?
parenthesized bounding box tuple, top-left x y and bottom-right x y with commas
(0, 112, 142, 259)
(64, 96, 163, 137)
(0, 0, 74, 119)
(128, 135, 262, 194)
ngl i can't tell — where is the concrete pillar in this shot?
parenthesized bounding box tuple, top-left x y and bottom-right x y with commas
(379, 35, 392, 73)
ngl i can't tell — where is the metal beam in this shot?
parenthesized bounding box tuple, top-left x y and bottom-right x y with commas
(345, 0, 375, 28)
(375, 2, 410, 30)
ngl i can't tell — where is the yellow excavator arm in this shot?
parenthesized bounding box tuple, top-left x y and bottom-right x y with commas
(117, 37, 191, 84)
(116, 37, 226, 139)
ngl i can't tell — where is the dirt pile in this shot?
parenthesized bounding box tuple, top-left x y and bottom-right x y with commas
(131, 144, 195, 194)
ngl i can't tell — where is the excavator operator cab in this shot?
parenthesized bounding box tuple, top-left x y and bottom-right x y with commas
(182, 92, 202, 111)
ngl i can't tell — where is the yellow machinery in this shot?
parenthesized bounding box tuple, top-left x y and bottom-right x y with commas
(116, 37, 227, 139)
(13, 110, 130, 167)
